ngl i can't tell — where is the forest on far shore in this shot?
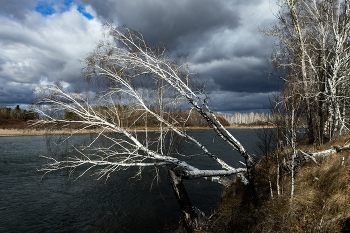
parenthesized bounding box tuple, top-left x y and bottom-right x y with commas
(0, 105, 39, 129)
(0, 104, 271, 130)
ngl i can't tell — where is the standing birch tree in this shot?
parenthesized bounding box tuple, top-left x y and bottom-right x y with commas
(263, 0, 350, 145)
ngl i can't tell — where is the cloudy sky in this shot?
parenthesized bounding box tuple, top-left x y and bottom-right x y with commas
(0, 0, 279, 113)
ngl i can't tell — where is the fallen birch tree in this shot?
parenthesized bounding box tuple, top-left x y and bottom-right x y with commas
(32, 24, 257, 232)
(280, 144, 350, 176)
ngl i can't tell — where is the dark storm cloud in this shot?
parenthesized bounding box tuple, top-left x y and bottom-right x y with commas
(78, 0, 242, 51)
(0, 0, 279, 112)
(233, 36, 274, 59)
(189, 33, 274, 66)
(201, 58, 275, 93)
(0, 0, 37, 20)
(206, 91, 272, 113)
(0, 79, 36, 106)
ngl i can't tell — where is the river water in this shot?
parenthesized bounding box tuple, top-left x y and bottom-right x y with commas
(0, 129, 261, 233)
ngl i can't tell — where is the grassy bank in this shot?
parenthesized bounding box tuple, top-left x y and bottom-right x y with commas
(197, 136, 350, 232)
(0, 124, 271, 137)
(0, 127, 207, 137)
(0, 128, 103, 137)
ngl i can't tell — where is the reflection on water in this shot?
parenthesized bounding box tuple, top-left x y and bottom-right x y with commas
(0, 129, 260, 233)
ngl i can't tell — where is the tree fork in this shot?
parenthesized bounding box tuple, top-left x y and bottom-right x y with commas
(168, 170, 205, 232)
(188, 98, 258, 204)
(244, 153, 258, 206)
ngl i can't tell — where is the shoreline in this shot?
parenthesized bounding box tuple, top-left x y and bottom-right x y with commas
(0, 125, 273, 137)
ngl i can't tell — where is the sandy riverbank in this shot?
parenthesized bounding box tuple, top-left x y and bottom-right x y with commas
(0, 128, 101, 137)
(0, 125, 273, 137)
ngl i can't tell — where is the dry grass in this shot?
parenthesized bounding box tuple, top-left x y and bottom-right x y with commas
(0, 128, 114, 137)
(205, 135, 350, 233)
(0, 126, 212, 137)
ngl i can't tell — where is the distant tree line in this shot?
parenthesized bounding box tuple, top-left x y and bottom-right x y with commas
(0, 105, 39, 120)
(0, 105, 39, 129)
(64, 105, 229, 128)
(220, 112, 270, 125)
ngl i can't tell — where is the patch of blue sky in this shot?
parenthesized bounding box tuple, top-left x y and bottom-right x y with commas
(64, 0, 74, 7)
(60, 0, 74, 12)
(35, 1, 56, 16)
(77, 6, 94, 20)
(35, 0, 94, 20)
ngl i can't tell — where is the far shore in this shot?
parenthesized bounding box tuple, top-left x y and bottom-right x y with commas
(0, 124, 273, 137)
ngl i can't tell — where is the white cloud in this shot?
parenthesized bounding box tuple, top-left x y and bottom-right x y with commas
(0, 4, 103, 84)
(189, 0, 277, 64)
(0, 3, 104, 107)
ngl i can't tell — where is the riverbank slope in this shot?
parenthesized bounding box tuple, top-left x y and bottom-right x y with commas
(198, 135, 350, 232)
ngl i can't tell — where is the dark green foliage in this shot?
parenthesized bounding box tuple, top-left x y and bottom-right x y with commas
(64, 111, 81, 121)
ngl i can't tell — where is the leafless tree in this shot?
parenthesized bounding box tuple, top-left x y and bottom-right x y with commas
(255, 125, 277, 198)
(257, 78, 303, 200)
(262, 0, 350, 145)
(31, 24, 257, 231)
